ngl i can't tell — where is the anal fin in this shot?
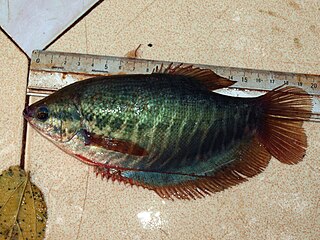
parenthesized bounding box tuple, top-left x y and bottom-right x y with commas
(145, 137, 271, 200)
(92, 137, 271, 200)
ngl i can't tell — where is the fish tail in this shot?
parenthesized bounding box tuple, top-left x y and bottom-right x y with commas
(256, 86, 312, 164)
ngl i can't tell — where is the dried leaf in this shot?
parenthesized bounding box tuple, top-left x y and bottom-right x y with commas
(0, 166, 47, 240)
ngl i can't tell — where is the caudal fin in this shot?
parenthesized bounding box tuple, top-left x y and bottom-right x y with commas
(257, 86, 312, 164)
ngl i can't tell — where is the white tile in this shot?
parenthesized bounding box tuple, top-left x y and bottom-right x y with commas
(0, 0, 100, 57)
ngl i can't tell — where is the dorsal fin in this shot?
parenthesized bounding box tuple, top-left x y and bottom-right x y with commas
(152, 63, 236, 90)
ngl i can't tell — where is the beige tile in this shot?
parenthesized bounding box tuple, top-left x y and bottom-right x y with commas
(9, 0, 320, 239)
(0, 30, 28, 170)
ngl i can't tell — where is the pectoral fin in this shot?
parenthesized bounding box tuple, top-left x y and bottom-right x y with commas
(81, 129, 148, 156)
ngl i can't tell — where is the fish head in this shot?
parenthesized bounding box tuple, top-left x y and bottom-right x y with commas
(23, 95, 82, 143)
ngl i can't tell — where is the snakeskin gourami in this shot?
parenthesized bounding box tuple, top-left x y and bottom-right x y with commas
(23, 64, 312, 200)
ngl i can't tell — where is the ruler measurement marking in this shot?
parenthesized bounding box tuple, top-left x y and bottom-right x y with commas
(92, 69, 109, 73)
(27, 51, 320, 121)
(104, 60, 108, 70)
(29, 50, 320, 120)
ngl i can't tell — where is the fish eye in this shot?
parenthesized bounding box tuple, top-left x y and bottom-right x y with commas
(36, 106, 49, 121)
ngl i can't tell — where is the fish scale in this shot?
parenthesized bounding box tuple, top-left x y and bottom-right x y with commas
(45, 74, 258, 170)
(24, 62, 313, 199)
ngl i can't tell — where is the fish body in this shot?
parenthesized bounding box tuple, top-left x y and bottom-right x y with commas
(24, 65, 311, 199)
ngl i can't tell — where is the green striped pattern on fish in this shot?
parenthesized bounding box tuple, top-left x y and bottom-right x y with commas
(23, 64, 312, 200)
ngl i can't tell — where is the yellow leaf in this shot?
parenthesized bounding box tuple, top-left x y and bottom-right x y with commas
(0, 166, 47, 240)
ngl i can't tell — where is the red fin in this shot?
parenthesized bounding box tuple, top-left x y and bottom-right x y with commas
(144, 137, 271, 200)
(93, 166, 134, 184)
(88, 132, 148, 156)
(256, 86, 312, 164)
(152, 63, 236, 90)
(90, 138, 270, 200)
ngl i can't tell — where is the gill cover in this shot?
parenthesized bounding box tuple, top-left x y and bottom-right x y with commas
(26, 99, 82, 143)
(57, 107, 82, 142)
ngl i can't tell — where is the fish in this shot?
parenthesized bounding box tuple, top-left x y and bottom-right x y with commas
(23, 64, 312, 200)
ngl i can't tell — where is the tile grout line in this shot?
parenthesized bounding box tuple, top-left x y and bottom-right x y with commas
(0, 26, 29, 59)
(20, 60, 31, 170)
(75, 167, 90, 239)
(43, 0, 104, 51)
(14, 1, 105, 170)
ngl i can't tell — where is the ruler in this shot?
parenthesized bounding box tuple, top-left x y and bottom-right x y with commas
(28, 50, 320, 122)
